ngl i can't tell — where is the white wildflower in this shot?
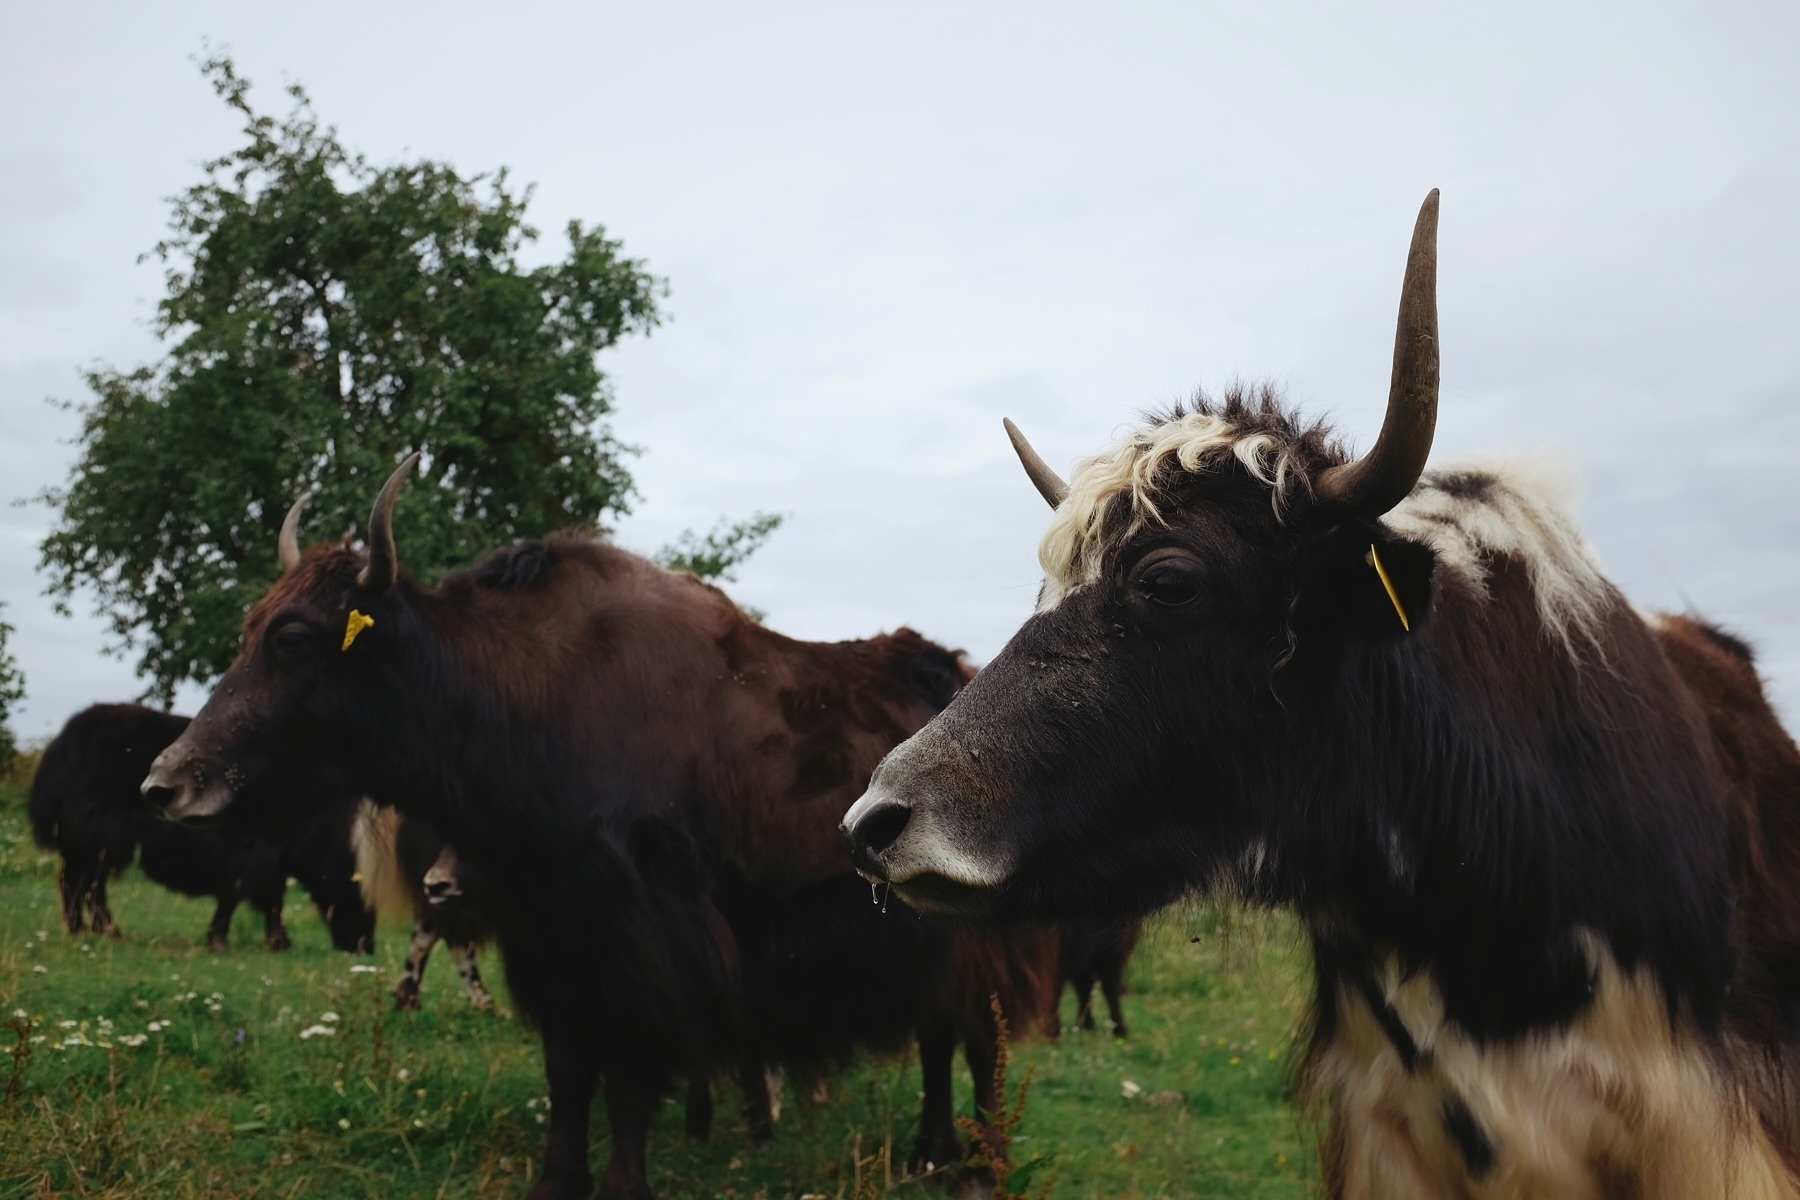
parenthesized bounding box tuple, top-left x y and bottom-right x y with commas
(298, 1024, 336, 1040)
(349, 965, 380, 974)
(1121, 1079, 1144, 1099)
(32, 965, 47, 974)
(337, 1118, 350, 1130)
(319, 1012, 340, 1024)
(118, 1034, 148, 1047)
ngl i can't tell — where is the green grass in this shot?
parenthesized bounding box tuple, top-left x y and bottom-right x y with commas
(0, 782, 1321, 1199)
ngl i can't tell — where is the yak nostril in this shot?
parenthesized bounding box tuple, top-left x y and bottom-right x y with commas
(853, 803, 913, 857)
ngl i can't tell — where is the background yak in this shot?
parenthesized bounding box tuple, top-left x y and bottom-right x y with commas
(351, 802, 497, 1010)
(31, 702, 373, 953)
(144, 476, 1056, 1200)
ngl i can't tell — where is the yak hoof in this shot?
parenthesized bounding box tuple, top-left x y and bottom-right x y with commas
(207, 933, 230, 954)
(393, 987, 422, 1012)
(266, 930, 292, 952)
(908, 1132, 965, 1180)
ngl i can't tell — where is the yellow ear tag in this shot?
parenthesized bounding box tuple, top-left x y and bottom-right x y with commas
(1365, 544, 1411, 633)
(342, 609, 376, 651)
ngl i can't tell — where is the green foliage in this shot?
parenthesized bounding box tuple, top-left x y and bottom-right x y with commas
(656, 512, 784, 583)
(0, 607, 24, 768)
(38, 55, 666, 703)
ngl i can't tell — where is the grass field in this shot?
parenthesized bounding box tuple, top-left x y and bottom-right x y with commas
(0, 779, 1322, 1199)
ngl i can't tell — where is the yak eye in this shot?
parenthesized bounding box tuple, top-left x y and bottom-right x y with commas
(271, 624, 316, 659)
(1138, 562, 1204, 608)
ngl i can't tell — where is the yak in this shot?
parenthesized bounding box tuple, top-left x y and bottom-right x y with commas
(1049, 919, 1141, 1039)
(143, 485, 1055, 1200)
(351, 802, 497, 1010)
(30, 703, 373, 953)
(845, 191, 1800, 1198)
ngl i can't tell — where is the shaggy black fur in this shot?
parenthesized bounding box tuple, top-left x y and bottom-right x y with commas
(30, 703, 373, 952)
(850, 387, 1747, 1046)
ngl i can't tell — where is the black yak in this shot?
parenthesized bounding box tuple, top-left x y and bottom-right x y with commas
(31, 703, 372, 952)
(846, 192, 1800, 1197)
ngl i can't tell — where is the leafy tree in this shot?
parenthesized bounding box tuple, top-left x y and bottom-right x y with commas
(40, 55, 773, 703)
(656, 513, 784, 583)
(0, 606, 24, 768)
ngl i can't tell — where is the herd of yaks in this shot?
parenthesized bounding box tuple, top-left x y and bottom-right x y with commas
(23, 191, 1800, 1199)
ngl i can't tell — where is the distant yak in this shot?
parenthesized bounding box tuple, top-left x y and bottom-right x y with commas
(32, 703, 372, 953)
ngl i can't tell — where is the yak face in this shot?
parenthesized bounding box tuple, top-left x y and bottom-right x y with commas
(843, 397, 1436, 919)
(144, 461, 419, 828)
(144, 548, 386, 825)
(844, 191, 1445, 920)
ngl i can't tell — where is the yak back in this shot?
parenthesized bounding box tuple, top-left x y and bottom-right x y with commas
(424, 537, 971, 890)
(1655, 616, 1800, 1031)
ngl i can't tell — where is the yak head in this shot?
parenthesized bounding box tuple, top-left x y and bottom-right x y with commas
(143, 457, 422, 827)
(842, 192, 1444, 920)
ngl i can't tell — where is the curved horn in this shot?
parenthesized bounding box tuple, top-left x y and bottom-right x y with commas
(1314, 189, 1441, 516)
(1004, 418, 1069, 509)
(277, 492, 313, 574)
(357, 452, 421, 593)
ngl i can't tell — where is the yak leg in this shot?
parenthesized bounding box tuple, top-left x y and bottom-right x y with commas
(89, 847, 121, 937)
(524, 1025, 603, 1200)
(256, 881, 292, 952)
(58, 864, 87, 934)
(393, 920, 439, 1011)
(593, 1070, 661, 1200)
(206, 895, 239, 953)
(683, 1076, 713, 1141)
(1073, 968, 1098, 1032)
(1099, 963, 1128, 1038)
(909, 1018, 963, 1175)
(962, 1016, 1006, 1191)
(89, 871, 120, 938)
(739, 1057, 774, 1148)
(449, 942, 493, 1009)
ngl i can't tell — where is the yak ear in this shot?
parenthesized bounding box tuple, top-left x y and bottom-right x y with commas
(1293, 521, 1436, 644)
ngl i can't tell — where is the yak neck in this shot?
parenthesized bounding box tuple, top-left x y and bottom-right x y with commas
(1279, 562, 1735, 1044)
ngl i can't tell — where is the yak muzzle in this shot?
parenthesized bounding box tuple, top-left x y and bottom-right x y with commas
(140, 749, 235, 825)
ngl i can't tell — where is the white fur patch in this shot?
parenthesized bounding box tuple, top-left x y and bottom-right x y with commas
(1310, 939, 1796, 1199)
(1036, 411, 1305, 611)
(1387, 460, 1613, 659)
(1032, 414, 1613, 658)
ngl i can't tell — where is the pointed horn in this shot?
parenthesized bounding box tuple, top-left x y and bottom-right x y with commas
(1004, 418, 1069, 509)
(1315, 189, 1441, 516)
(278, 492, 312, 574)
(357, 452, 421, 593)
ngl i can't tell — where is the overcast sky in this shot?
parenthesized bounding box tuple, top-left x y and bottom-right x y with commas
(3, 0, 1797, 737)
